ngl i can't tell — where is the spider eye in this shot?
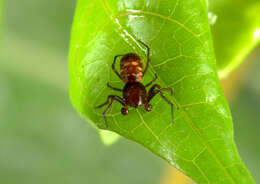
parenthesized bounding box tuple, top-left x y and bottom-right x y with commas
(145, 104, 152, 112)
(121, 107, 129, 115)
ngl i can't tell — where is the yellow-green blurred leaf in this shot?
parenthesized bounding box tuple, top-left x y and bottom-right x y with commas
(99, 130, 120, 146)
(209, 0, 260, 78)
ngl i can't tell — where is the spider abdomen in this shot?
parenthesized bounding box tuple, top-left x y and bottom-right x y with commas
(120, 53, 143, 83)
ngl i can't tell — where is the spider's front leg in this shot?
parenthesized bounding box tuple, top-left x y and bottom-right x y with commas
(95, 95, 125, 127)
(147, 84, 174, 123)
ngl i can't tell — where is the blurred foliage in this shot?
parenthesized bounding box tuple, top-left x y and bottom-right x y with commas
(231, 47, 260, 182)
(209, 0, 260, 78)
(0, 0, 259, 183)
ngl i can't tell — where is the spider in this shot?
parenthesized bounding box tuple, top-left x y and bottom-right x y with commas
(95, 40, 174, 127)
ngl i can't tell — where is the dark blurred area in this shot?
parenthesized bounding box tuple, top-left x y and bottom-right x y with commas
(0, 0, 259, 183)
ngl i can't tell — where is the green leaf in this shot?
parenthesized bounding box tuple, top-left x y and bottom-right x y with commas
(209, 0, 260, 79)
(69, 0, 255, 183)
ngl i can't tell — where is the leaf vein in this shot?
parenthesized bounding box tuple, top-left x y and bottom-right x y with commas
(115, 10, 204, 46)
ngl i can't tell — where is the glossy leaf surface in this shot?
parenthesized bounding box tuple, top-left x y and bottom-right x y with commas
(209, 0, 260, 78)
(69, 0, 255, 183)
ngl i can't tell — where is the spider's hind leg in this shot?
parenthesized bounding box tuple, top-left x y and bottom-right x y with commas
(95, 95, 125, 127)
(147, 84, 174, 123)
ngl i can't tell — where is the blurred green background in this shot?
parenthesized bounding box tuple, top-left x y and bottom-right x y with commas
(0, 0, 259, 184)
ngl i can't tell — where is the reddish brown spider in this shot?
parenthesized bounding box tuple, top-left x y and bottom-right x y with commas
(96, 40, 174, 127)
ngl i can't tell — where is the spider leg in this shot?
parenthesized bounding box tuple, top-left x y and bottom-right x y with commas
(145, 74, 158, 87)
(95, 95, 125, 127)
(137, 40, 150, 76)
(112, 55, 124, 80)
(107, 82, 123, 92)
(147, 84, 174, 123)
